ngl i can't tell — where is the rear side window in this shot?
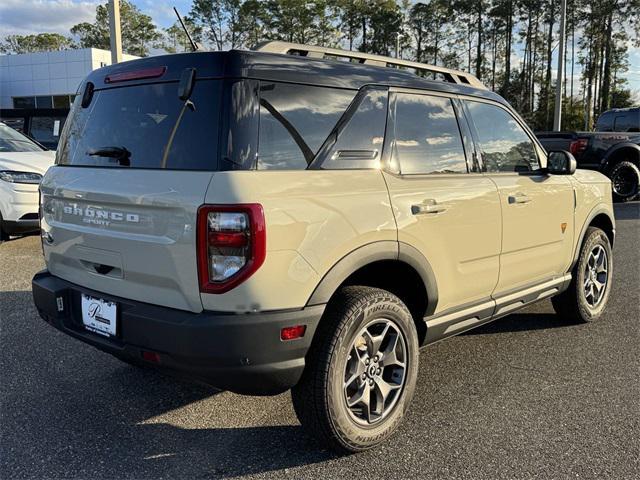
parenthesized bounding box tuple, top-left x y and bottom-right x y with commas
(465, 101, 539, 173)
(595, 113, 613, 131)
(57, 80, 221, 170)
(317, 87, 388, 169)
(257, 82, 356, 170)
(392, 93, 468, 174)
(613, 113, 640, 132)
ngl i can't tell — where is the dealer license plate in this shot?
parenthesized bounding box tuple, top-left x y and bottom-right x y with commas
(81, 294, 117, 337)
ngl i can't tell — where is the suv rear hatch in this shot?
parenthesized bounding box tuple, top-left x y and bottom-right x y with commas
(40, 55, 225, 312)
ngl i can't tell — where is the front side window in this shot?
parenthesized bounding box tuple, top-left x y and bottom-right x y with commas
(257, 82, 356, 170)
(392, 93, 468, 174)
(465, 101, 539, 173)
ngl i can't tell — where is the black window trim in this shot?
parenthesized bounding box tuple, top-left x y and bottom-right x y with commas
(460, 96, 546, 175)
(383, 87, 474, 177)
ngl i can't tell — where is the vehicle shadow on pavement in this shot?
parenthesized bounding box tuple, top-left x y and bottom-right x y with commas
(464, 312, 583, 335)
(613, 201, 640, 220)
(1, 290, 338, 479)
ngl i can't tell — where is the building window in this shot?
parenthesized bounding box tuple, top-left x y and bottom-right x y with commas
(13, 97, 36, 109)
(53, 95, 70, 108)
(35, 96, 53, 109)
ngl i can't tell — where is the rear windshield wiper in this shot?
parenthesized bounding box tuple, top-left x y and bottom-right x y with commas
(87, 146, 131, 166)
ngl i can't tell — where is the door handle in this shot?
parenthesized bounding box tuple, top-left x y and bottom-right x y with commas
(508, 193, 532, 204)
(411, 200, 448, 215)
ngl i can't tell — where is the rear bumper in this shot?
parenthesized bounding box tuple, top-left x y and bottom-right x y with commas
(32, 270, 325, 395)
(2, 219, 39, 235)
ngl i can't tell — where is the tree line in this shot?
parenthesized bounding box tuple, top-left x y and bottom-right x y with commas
(1, 0, 638, 131)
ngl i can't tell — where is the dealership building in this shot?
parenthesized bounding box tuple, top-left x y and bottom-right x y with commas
(0, 48, 138, 148)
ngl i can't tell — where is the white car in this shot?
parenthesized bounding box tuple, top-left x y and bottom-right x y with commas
(0, 122, 55, 242)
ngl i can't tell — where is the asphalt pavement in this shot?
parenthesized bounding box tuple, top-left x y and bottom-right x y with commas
(1, 202, 638, 479)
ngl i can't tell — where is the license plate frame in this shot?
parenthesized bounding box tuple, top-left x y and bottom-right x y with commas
(81, 294, 117, 337)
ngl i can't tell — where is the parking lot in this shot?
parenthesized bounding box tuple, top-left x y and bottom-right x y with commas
(0, 202, 638, 479)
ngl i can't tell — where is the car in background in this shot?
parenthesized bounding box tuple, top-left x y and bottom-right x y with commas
(0, 122, 55, 243)
(595, 107, 640, 132)
(536, 130, 640, 202)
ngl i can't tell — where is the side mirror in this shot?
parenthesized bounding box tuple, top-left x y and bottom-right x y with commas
(547, 150, 577, 175)
(178, 68, 196, 101)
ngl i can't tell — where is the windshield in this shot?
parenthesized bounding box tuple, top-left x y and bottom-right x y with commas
(0, 123, 44, 152)
(57, 80, 221, 169)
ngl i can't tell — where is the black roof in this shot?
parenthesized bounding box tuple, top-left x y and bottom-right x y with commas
(86, 50, 508, 106)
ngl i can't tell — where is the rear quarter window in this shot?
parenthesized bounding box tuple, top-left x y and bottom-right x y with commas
(257, 82, 356, 170)
(57, 80, 221, 170)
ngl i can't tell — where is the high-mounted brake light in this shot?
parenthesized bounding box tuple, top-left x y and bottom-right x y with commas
(197, 204, 266, 294)
(104, 66, 166, 84)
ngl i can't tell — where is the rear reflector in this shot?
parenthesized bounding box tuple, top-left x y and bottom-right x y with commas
(281, 325, 306, 341)
(141, 351, 161, 363)
(105, 66, 166, 84)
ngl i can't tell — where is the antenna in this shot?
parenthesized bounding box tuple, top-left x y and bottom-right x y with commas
(173, 6, 198, 52)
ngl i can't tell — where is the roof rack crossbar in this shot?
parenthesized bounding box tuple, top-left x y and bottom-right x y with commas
(252, 41, 487, 90)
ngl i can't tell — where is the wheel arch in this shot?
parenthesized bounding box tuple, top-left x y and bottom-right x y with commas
(305, 241, 438, 344)
(602, 143, 640, 171)
(570, 206, 615, 270)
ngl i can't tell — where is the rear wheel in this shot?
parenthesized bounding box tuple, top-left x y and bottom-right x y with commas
(291, 286, 419, 453)
(552, 227, 613, 322)
(609, 160, 640, 202)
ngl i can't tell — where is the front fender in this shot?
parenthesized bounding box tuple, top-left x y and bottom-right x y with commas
(570, 204, 616, 271)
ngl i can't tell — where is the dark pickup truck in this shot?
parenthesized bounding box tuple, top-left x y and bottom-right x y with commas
(536, 130, 640, 201)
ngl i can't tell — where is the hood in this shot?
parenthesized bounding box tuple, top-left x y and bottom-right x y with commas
(572, 168, 611, 185)
(0, 151, 56, 176)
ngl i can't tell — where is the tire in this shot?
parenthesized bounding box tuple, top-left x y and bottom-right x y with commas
(0, 213, 9, 244)
(291, 286, 419, 453)
(552, 227, 613, 323)
(609, 160, 640, 202)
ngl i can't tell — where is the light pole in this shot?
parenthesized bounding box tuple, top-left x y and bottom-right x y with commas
(553, 0, 567, 131)
(108, 0, 123, 64)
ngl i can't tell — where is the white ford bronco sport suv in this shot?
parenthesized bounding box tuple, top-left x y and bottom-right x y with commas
(32, 42, 615, 452)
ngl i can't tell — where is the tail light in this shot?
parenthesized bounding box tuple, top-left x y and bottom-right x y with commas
(197, 204, 266, 294)
(569, 138, 588, 156)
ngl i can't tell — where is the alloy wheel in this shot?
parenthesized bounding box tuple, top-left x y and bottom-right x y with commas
(343, 318, 407, 425)
(583, 244, 608, 308)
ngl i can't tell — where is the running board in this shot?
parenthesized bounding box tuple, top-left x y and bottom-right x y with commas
(423, 275, 571, 345)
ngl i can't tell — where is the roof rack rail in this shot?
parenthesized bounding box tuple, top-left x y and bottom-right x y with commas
(252, 41, 487, 90)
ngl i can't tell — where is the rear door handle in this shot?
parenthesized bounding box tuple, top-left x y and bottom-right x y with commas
(411, 200, 448, 215)
(508, 193, 532, 204)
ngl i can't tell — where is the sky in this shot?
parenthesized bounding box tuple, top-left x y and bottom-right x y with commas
(1, 0, 638, 93)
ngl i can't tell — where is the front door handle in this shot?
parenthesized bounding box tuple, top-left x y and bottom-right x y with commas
(508, 193, 532, 204)
(411, 200, 448, 215)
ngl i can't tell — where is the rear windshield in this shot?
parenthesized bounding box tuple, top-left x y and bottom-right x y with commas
(57, 80, 221, 170)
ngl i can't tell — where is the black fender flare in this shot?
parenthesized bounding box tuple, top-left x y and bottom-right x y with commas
(570, 205, 616, 271)
(602, 142, 640, 171)
(305, 240, 439, 316)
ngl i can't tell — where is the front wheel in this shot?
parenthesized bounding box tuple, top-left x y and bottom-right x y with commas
(291, 286, 419, 453)
(552, 227, 613, 322)
(0, 213, 9, 244)
(609, 160, 640, 202)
